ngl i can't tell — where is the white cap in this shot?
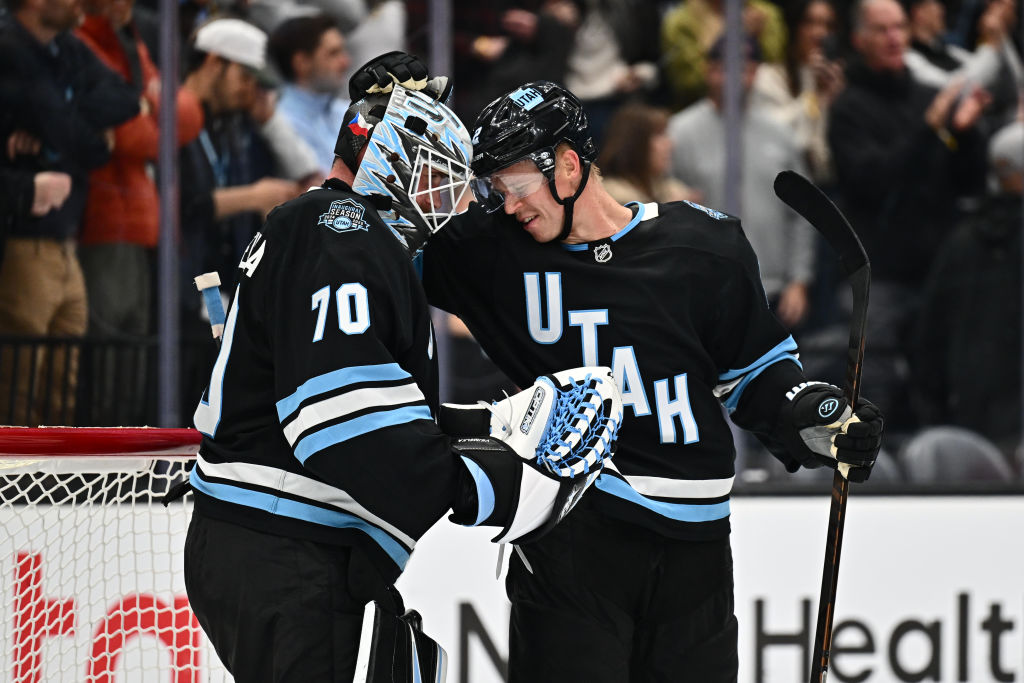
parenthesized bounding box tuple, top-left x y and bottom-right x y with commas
(194, 18, 267, 71)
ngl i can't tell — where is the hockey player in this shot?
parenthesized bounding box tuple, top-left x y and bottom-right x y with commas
(181, 81, 622, 682)
(349, 58, 885, 682)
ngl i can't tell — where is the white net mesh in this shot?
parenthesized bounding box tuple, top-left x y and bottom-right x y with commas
(0, 430, 231, 683)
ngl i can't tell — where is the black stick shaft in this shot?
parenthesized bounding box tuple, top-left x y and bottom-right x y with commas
(772, 171, 869, 683)
(809, 264, 868, 683)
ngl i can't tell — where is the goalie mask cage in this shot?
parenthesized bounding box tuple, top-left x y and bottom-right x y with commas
(0, 427, 232, 683)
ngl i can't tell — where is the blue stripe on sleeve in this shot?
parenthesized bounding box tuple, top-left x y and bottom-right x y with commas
(276, 363, 412, 421)
(459, 456, 496, 526)
(595, 474, 731, 522)
(293, 405, 434, 463)
(722, 355, 802, 414)
(190, 469, 411, 568)
(718, 336, 799, 382)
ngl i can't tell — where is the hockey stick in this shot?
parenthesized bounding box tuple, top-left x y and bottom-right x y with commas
(773, 170, 870, 683)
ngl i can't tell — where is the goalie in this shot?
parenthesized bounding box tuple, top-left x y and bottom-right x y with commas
(181, 81, 622, 682)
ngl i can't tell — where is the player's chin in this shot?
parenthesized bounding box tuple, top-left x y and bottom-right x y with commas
(522, 218, 553, 243)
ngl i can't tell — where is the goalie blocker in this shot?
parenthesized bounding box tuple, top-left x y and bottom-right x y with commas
(442, 367, 623, 544)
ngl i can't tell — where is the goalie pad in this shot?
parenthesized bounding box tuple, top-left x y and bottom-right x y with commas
(353, 601, 447, 683)
(442, 366, 622, 544)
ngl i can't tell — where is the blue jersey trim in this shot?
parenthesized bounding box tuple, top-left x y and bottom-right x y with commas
(595, 474, 731, 522)
(612, 202, 645, 241)
(276, 363, 412, 421)
(460, 456, 495, 526)
(722, 355, 801, 413)
(293, 405, 433, 463)
(718, 336, 799, 382)
(561, 202, 645, 252)
(190, 469, 411, 568)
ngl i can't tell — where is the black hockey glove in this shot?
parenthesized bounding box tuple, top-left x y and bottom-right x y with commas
(779, 382, 883, 482)
(441, 367, 622, 545)
(348, 51, 452, 104)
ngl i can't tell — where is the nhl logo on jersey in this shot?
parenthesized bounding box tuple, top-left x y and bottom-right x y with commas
(318, 199, 368, 233)
(593, 243, 612, 263)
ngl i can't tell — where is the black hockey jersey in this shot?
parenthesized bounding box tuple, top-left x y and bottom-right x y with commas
(423, 200, 804, 541)
(189, 179, 458, 582)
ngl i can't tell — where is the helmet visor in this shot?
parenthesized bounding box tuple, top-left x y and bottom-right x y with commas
(469, 165, 547, 213)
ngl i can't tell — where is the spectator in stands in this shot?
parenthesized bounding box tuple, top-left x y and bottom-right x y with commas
(661, 0, 787, 109)
(179, 17, 302, 417)
(406, 0, 578, 124)
(246, 0, 366, 34)
(912, 118, 1023, 456)
(341, 0, 405, 86)
(268, 14, 351, 175)
(751, 0, 845, 185)
(75, 0, 203, 340)
(668, 35, 815, 329)
(180, 18, 301, 294)
(597, 103, 701, 205)
(562, 0, 661, 146)
(0, 0, 139, 426)
(904, 0, 1022, 128)
(828, 0, 989, 432)
(75, 0, 204, 425)
(0, 168, 72, 225)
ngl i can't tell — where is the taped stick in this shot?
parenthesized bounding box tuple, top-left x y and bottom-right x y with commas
(194, 272, 226, 342)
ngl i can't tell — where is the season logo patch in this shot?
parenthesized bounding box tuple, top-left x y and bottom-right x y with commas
(318, 199, 368, 233)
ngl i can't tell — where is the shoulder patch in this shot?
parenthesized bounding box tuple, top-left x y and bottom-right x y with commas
(318, 198, 368, 233)
(683, 200, 729, 221)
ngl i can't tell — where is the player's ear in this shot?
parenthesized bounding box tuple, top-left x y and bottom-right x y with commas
(557, 145, 582, 180)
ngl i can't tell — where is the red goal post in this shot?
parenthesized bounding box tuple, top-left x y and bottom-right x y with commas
(0, 427, 231, 683)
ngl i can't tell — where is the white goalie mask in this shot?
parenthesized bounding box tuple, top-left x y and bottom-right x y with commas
(351, 86, 472, 254)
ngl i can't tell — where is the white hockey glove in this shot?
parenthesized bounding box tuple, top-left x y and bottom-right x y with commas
(779, 382, 884, 482)
(442, 367, 623, 544)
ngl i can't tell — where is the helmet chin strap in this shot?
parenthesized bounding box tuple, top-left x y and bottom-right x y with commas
(546, 161, 592, 242)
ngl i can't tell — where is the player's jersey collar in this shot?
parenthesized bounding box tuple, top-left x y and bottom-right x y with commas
(561, 202, 656, 252)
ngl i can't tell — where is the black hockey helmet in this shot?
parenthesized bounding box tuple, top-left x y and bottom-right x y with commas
(470, 81, 597, 179)
(469, 82, 596, 240)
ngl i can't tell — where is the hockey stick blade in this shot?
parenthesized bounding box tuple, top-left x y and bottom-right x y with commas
(773, 170, 871, 683)
(774, 170, 868, 279)
(774, 170, 869, 405)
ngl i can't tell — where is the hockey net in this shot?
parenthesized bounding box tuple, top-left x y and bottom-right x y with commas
(0, 427, 231, 683)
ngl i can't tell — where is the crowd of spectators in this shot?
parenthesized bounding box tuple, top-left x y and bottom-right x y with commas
(1, 0, 1023, 484)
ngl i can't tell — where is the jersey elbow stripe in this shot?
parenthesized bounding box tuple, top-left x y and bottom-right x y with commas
(194, 455, 416, 547)
(282, 382, 427, 446)
(292, 405, 434, 463)
(595, 473, 730, 522)
(276, 363, 415, 422)
(189, 468, 413, 568)
(716, 336, 803, 413)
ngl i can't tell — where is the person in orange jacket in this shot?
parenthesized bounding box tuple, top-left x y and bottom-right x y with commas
(76, 0, 203, 337)
(75, 0, 203, 423)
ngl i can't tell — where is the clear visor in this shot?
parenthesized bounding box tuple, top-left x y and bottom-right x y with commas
(409, 147, 472, 233)
(470, 167, 547, 213)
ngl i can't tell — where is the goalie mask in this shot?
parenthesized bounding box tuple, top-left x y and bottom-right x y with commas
(346, 86, 472, 255)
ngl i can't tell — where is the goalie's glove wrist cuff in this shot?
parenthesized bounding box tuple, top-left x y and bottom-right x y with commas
(449, 439, 518, 527)
(779, 382, 884, 482)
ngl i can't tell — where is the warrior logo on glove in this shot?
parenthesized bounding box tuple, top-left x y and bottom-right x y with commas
(780, 382, 884, 482)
